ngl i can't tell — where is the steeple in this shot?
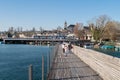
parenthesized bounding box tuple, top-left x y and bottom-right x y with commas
(64, 21, 67, 30)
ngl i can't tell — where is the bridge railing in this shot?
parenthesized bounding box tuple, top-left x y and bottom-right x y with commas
(28, 43, 59, 80)
(47, 43, 59, 79)
(72, 45, 120, 80)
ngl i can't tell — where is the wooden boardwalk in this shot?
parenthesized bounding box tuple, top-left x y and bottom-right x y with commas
(48, 45, 103, 80)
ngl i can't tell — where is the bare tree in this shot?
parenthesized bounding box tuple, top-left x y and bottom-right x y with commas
(113, 21, 120, 30)
(74, 23, 79, 38)
(88, 15, 111, 42)
(74, 23, 84, 40)
(17, 27, 20, 32)
(14, 31, 20, 38)
(104, 21, 117, 41)
(20, 27, 23, 32)
(39, 27, 44, 33)
(8, 27, 14, 32)
(57, 26, 62, 31)
(89, 24, 100, 42)
(96, 15, 110, 41)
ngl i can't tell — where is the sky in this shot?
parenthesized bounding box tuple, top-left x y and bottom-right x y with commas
(0, 0, 120, 31)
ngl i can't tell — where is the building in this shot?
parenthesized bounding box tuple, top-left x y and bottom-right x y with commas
(67, 25, 75, 33)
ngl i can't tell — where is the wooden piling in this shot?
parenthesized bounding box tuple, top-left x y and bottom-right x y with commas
(47, 51, 49, 74)
(29, 64, 33, 80)
(42, 56, 44, 80)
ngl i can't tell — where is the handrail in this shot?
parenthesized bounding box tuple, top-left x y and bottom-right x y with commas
(47, 43, 59, 79)
(28, 43, 59, 80)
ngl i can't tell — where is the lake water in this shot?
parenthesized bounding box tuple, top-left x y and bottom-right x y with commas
(0, 44, 53, 80)
(94, 48, 120, 58)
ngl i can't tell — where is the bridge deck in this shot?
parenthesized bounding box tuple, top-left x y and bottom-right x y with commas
(48, 45, 103, 80)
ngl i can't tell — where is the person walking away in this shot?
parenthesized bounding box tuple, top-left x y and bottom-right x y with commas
(62, 44, 65, 53)
(68, 43, 73, 53)
(64, 44, 68, 57)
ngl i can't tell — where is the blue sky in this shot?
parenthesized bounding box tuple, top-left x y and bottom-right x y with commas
(0, 0, 120, 31)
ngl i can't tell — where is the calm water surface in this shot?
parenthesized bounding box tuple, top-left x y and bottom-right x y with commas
(94, 48, 120, 58)
(0, 44, 52, 80)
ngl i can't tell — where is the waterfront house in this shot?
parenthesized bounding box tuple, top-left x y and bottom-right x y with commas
(65, 24, 92, 40)
(83, 26, 92, 40)
(19, 34, 28, 38)
(67, 24, 75, 33)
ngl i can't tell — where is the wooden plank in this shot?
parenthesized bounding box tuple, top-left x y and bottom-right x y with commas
(48, 45, 102, 80)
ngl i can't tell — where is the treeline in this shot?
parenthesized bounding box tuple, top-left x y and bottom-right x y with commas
(74, 15, 120, 42)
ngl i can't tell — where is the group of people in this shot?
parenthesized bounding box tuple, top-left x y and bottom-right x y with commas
(62, 42, 73, 57)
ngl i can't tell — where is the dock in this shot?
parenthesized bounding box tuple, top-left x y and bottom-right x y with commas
(48, 45, 102, 80)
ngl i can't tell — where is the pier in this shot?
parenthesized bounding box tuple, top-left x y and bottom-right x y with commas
(3, 38, 90, 45)
(48, 44, 102, 80)
(47, 44, 120, 80)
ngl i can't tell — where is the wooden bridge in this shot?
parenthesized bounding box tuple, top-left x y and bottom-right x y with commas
(26, 43, 120, 80)
(48, 44, 103, 80)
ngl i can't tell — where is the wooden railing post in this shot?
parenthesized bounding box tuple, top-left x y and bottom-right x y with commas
(47, 46, 50, 75)
(42, 56, 44, 80)
(29, 64, 33, 80)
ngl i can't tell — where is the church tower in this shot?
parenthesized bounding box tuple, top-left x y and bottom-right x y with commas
(64, 21, 67, 30)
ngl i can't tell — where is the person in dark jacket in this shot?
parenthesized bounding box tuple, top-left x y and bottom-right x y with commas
(68, 43, 73, 53)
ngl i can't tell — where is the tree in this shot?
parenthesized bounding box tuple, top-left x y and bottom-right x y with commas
(74, 23, 79, 38)
(88, 15, 111, 42)
(89, 24, 100, 42)
(7, 32, 13, 38)
(17, 27, 20, 32)
(74, 23, 84, 39)
(8, 27, 14, 33)
(114, 21, 120, 40)
(96, 15, 110, 41)
(20, 27, 23, 32)
(32, 27, 36, 32)
(104, 21, 117, 41)
(39, 27, 44, 33)
(57, 26, 62, 31)
(14, 32, 20, 38)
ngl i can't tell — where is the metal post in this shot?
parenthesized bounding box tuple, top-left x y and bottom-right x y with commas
(42, 56, 44, 80)
(29, 64, 33, 80)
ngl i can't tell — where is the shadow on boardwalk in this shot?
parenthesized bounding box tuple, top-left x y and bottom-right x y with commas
(48, 45, 103, 80)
